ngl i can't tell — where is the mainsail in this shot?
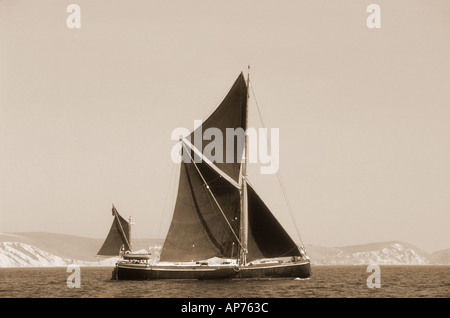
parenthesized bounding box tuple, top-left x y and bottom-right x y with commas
(160, 72, 301, 263)
(97, 205, 131, 256)
(160, 74, 246, 262)
(190, 73, 247, 182)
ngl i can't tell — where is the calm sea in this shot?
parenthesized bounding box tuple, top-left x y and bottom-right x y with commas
(0, 265, 448, 298)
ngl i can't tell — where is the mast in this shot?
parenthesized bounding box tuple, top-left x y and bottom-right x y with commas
(240, 66, 250, 265)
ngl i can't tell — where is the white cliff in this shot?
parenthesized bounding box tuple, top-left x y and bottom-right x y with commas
(0, 242, 119, 267)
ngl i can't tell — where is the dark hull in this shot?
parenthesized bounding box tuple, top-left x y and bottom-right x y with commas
(114, 260, 310, 280)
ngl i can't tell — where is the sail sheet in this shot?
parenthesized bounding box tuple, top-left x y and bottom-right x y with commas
(189, 73, 247, 182)
(160, 159, 241, 261)
(246, 184, 301, 261)
(97, 206, 131, 256)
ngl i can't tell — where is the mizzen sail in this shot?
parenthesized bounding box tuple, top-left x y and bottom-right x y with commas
(97, 205, 131, 256)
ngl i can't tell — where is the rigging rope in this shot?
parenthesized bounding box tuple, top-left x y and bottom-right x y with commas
(249, 79, 305, 247)
(157, 161, 179, 240)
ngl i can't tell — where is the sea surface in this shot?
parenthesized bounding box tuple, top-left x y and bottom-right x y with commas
(0, 265, 448, 298)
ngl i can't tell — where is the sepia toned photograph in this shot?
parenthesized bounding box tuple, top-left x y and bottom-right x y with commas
(0, 0, 448, 309)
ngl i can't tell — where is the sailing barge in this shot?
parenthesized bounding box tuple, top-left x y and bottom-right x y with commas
(99, 72, 311, 280)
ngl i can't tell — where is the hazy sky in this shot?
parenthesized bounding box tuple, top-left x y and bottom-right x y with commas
(1, 1, 449, 253)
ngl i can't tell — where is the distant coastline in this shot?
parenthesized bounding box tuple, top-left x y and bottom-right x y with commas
(1, 232, 449, 268)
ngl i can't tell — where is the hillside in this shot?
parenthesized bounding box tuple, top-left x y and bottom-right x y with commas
(431, 248, 450, 265)
(305, 241, 447, 265)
